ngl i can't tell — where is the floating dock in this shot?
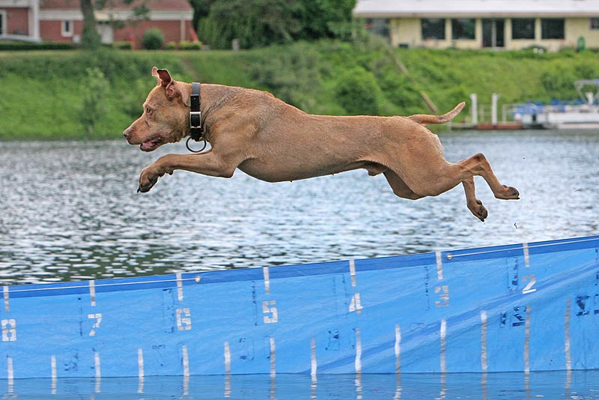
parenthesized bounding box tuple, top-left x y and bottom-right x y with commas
(1, 236, 598, 383)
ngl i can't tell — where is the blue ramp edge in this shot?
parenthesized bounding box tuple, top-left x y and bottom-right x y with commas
(0, 235, 598, 379)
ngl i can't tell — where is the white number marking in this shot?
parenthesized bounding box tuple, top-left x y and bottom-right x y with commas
(176, 308, 192, 331)
(1, 319, 16, 342)
(435, 285, 450, 307)
(263, 300, 278, 324)
(88, 313, 102, 337)
(522, 275, 537, 294)
(349, 293, 363, 314)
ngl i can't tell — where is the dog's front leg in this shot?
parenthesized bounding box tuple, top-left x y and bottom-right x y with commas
(138, 151, 238, 193)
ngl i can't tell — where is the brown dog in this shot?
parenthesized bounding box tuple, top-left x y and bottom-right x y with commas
(123, 67, 519, 221)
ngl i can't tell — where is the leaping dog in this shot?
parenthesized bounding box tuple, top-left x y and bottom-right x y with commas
(123, 67, 519, 221)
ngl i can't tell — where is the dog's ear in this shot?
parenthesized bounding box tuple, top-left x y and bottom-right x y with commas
(151, 67, 173, 88)
(151, 67, 189, 105)
(164, 81, 191, 106)
(157, 69, 172, 88)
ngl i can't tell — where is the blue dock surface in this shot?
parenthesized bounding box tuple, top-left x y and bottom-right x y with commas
(1, 235, 599, 383)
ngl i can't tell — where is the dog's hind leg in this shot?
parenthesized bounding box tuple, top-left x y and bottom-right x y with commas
(462, 176, 488, 221)
(392, 147, 518, 201)
(384, 170, 423, 200)
(455, 153, 519, 200)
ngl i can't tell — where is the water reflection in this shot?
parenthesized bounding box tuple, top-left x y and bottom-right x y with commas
(1, 130, 598, 285)
(2, 371, 599, 399)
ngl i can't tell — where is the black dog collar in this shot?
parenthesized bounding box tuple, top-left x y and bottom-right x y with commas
(189, 82, 203, 141)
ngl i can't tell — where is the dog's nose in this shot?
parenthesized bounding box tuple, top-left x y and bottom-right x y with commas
(123, 127, 133, 140)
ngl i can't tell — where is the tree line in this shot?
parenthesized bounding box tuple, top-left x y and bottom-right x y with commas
(79, 0, 357, 49)
(192, 0, 357, 49)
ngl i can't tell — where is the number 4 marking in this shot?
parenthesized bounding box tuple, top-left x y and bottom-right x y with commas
(349, 293, 363, 314)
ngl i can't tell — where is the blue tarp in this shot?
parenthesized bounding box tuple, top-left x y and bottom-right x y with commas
(1, 236, 598, 380)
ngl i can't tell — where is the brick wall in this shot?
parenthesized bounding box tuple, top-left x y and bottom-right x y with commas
(3, 8, 30, 36)
(39, 19, 194, 48)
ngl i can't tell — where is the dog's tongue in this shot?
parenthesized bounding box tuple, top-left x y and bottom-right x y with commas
(140, 140, 154, 151)
(140, 137, 160, 151)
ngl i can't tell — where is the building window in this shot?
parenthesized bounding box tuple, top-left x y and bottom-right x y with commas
(61, 20, 73, 37)
(591, 18, 599, 30)
(422, 18, 446, 40)
(365, 18, 390, 39)
(541, 18, 565, 39)
(0, 11, 6, 36)
(452, 18, 476, 40)
(512, 18, 535, 39)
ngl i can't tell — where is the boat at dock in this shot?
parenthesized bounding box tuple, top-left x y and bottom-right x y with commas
(512, 80, 599, 130)
(1, 235, 598, 380)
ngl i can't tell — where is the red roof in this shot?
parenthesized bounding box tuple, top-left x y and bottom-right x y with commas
(40, 0, 192, 12)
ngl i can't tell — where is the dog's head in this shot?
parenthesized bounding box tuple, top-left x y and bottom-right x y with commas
(123, 67, 191, 151)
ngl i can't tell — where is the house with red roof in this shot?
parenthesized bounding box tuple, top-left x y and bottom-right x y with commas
(0, 0, 195, 48)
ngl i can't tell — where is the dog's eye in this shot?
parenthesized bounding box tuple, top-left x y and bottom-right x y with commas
(146, 107, 152, 115)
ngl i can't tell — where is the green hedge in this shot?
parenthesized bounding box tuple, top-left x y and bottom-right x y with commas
(2, 41, 599, 139)
(0, 41, 76, 51)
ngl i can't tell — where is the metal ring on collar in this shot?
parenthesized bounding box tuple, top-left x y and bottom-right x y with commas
(186, 136, 207, 153)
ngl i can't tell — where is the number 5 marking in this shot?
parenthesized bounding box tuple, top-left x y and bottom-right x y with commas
(522, 275, 537, 294)
(435, 285, 449, 307)
(88, 313, 102, 337)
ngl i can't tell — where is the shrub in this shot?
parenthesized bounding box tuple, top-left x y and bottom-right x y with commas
(142, 28, 165, 50)
(179, 41, 203, 50)
(165, 41, 178, 50)
(112, 41, 132, 50)
(79, 67, 109, 136)
(540, 67, 577, 99)
(334, 67, 381, 115)
(0, 41, 75, 51)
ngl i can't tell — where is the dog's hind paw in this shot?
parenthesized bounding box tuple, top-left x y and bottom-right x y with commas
(496, 185, 520, 200)
(468, 200, 488, 222)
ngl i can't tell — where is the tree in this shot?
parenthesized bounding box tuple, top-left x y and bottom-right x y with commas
(80, 67, 109, 135)
(194, 0, 357, 49)
(298, 0, 356, 40)
(79, 0, 150, 50)
(198, 0, 304, 49)
(80, 0, 101, 49)
(189, 0, 212, 34)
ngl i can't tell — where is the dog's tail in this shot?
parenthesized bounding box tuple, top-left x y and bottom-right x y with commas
(407, 102, 465, 126)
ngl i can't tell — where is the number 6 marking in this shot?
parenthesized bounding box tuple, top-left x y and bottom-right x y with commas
(263, 300, 278, 323)
(88, 313, 102, 336)
(522, 275, 537, 294)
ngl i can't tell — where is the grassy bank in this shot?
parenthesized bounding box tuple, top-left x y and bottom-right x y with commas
(1, 40, 598, 139)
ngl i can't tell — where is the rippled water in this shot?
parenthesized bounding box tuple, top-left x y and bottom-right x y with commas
(6, 371, 599, 399)
(1, 130, 598, 285)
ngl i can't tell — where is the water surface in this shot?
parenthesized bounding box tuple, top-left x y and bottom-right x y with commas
(5, 371, 599, 399)
(1, 130, 598, 285)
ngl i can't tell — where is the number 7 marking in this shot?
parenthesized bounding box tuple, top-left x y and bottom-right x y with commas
(522, 275, 537, 294)
(88, 313, 102, 337)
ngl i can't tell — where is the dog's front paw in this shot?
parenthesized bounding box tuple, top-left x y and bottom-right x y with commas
(138, 165, 164, 193)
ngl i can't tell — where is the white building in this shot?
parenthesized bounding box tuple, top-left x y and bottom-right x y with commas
(354, 0, 599, 51)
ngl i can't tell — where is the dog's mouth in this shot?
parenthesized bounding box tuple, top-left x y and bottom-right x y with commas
(140, 135, 164, 152)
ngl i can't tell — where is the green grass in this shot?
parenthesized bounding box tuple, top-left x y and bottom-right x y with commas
(1, 42, 598, 139)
